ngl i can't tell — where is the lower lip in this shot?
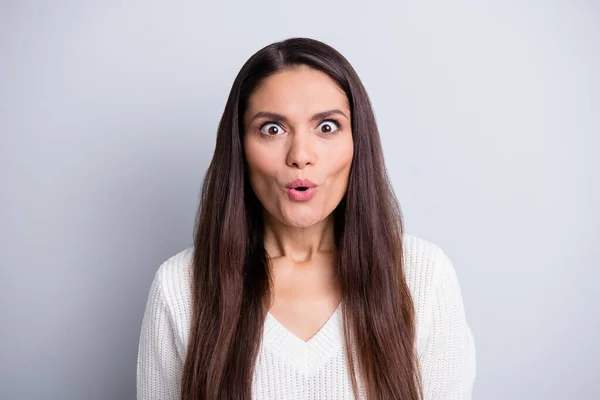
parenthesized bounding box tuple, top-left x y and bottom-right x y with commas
(286, 187, 317, 201)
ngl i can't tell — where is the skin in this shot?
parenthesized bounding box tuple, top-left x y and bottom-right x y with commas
(242, 65, 354, 341)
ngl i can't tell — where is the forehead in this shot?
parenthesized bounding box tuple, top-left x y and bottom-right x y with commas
(246, 66, 349, 117)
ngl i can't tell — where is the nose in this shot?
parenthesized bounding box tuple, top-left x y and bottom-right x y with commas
(286, 130, 315, 169)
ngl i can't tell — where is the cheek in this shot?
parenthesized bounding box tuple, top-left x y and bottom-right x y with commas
(245, 141, 278, 185)
(329, 138, 354, 177)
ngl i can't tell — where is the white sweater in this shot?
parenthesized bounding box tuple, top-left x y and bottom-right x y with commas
(136, 234, 476, 399)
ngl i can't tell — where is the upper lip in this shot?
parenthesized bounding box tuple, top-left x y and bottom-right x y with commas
(286, 178, 318, 189)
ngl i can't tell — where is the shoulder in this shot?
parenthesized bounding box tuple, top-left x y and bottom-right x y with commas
(401, 233, 456, 296)
(153, 246, 195, 290)
(402, 234, 476, 392)
(152, 246, 195, 313)
(149, 246, 195, 352)
(401, 234, 457, 323)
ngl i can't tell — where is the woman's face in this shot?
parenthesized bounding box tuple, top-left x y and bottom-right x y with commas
(242, 65, 354, 228)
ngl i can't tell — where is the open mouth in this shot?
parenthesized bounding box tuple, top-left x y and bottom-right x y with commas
(286, 185, 317, 201)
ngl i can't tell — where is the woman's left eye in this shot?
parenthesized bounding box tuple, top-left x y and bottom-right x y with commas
(317, 119, 341, 135)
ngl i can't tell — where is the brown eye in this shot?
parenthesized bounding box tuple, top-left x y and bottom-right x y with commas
(259, 122, 284, 137)
(317, 120, 341, 135)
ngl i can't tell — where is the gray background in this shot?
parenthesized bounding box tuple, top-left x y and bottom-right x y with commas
(1, 1, 598, 399)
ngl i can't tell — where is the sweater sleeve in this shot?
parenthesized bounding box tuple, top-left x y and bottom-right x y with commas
(137, 269, 183, 400)
(419, 245, 477, 400)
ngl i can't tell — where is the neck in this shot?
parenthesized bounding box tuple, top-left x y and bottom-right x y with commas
(263, 212, 336, 263)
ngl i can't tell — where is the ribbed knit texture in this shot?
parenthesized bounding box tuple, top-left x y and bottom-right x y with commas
(136, 233, 476, 399)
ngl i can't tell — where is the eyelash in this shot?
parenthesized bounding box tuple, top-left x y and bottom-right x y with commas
(258, 118, 342, 138)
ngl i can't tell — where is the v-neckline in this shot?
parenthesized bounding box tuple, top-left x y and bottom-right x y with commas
(262, 302, 345, 374)
(266, 302, 343, 344)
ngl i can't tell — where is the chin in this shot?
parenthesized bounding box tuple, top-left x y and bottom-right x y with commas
(283, 212, 324, 228)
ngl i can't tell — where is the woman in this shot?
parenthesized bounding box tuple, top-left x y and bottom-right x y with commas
(137, 37, 476, 400)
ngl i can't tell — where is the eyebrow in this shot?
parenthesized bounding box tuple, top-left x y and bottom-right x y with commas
(249, 109, 349, 125)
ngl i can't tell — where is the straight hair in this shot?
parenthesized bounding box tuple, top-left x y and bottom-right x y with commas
(181, 37, 423, 400)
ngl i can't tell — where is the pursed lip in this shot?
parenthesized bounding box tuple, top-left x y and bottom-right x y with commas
(285, 178, 318, 189)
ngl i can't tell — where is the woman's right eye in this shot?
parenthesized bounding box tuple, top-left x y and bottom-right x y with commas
(259, 122, 284, 137)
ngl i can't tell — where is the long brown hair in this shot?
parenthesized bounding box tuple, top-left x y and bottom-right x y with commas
(181, 37, 422, 400)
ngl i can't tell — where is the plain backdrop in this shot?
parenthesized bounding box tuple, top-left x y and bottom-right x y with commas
(1, 1, 598, 399)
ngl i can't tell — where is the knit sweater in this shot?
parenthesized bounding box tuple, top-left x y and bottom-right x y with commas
(136, 234, 476, 399)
